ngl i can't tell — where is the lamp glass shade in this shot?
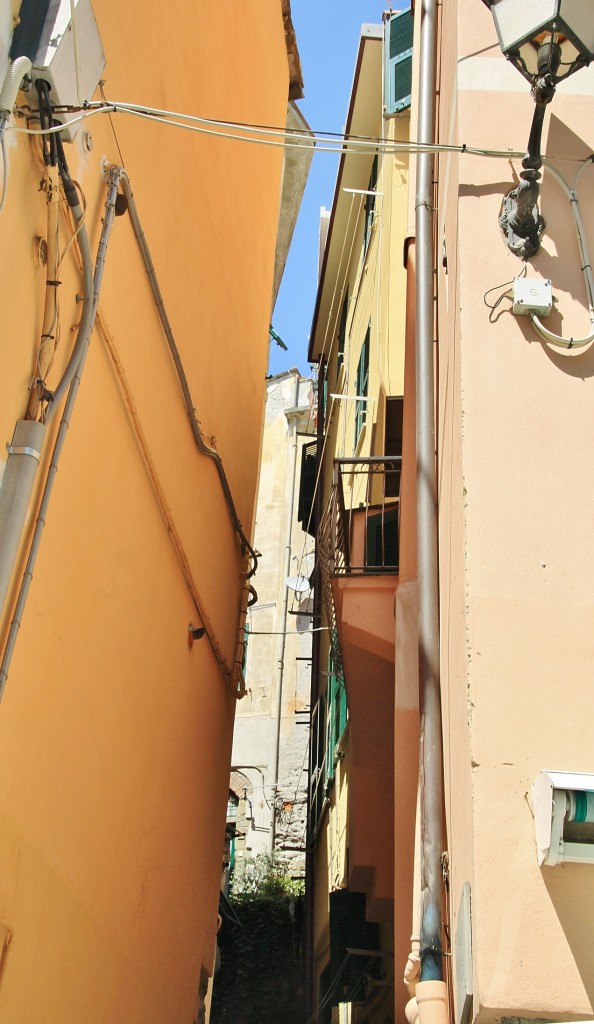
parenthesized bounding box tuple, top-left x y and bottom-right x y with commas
(488, 0, 594, 82)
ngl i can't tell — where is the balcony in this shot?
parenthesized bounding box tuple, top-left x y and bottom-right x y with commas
(319, 457, 401, 577)
(318, 458, 401, 678)
(317, 458, 400, 921)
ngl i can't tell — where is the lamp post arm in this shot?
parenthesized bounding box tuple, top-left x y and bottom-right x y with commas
(499, 86, 554, 259)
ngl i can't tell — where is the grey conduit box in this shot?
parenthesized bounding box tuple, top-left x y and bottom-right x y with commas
(533, 770, 594, 866)
(24, 0, 105, 141)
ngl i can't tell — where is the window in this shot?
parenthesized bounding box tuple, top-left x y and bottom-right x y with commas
(384, 7, 414, 116)
(325, 650, 347, 786)
(385, 396, 403, 498)
(309, 694, 328, 833)
(297, 439, 318, 538)
(226, 790, 239, 820)
(363, 156, 378, 255)
(337, 291, 348, 379)
(365, 506, 399, 572)
(354, 324, 370, 447)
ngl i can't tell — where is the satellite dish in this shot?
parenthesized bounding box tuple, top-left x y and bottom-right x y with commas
(286, 575, 311, 594)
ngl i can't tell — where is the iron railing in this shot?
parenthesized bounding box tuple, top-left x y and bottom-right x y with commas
(318, 457, 401, 678)
(320, 457, 401, 575)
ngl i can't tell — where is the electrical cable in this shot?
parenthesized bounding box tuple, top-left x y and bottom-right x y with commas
(11, 103, 527, 161)
(0, 168, 123, 700)
(40, 108, 94, 423)
(483, 266, 526, 324)
(119, 171, 259, 578)
(35, 79, 57, 167)
(527, 156, 594, 351)
(0, 133, 7, 213)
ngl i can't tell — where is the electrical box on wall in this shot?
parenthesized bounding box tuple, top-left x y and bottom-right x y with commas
(20, 0, 105, 141)
(533, 770, 594, 866)
(513, 278, 552, 317)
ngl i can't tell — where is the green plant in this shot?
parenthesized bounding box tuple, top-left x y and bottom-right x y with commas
(230, 853, 304, 903)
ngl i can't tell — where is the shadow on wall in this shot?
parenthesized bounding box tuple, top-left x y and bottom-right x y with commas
(472, 113, 594, 380)
(542, 864, 594, 1003)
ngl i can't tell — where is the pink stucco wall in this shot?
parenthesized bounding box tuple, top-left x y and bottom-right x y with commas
(437, 4, 594, 1021)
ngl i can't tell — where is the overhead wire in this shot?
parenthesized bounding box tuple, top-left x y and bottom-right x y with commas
(11, 101, 528, 161)
(0, 167, 122, 699)
(528, 157, 594, 351)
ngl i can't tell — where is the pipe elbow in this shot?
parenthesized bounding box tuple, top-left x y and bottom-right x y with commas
(0, 57, 32, 117)
(405, 997, 420, 1024)
(404, 952, 421, 995)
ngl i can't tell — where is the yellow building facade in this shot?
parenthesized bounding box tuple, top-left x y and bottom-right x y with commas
(306, 5, 594, 1024)
(0, 2, 301, 1021)
(305, 19, 414, 1024)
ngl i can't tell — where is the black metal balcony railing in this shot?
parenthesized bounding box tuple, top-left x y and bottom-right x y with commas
(317, 457, 401, 679)
(319, 457, 401, 575)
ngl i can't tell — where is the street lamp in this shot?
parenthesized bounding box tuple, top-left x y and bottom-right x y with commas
(482, 0, 594, 258)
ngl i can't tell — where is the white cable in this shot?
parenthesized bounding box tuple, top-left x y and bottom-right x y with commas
(0, 132, 7, 213)
(11, 101, 526, 161)
(529, 157, 594, 351)
(0, 57, 32, 116)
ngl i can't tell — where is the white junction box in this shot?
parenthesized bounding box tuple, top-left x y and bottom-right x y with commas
(513, 277, 553, 317)
(27, 0, 105, 141)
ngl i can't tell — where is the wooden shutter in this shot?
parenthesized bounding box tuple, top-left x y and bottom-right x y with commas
(365, 506, 399, 572)
(363, 155, 378, 254)
(355, 325, 370, 446)
(384, 8, 413, 116)
(297, 439, 318, 537)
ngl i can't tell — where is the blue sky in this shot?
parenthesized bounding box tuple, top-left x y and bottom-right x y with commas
(269, 2, 389, 378)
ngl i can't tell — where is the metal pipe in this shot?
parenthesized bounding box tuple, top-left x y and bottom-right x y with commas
(0, 168, 123, 700)
(305, 357, 327, 1022)
(415, 0, 444, 985)
(269, 370, 301, 853)
(0, 167, 93, 625)
(0, 420, 46, 618)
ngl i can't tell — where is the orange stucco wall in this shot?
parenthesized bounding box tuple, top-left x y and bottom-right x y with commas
(0, 2, 289, 1021)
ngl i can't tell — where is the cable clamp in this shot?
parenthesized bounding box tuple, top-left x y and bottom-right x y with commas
(420, 945, 450, 958)
(46, 279, 62, 287)
(461, 143, 466, 153)
(7, 445, 41, 461)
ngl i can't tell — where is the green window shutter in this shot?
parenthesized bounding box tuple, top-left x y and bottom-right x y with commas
(384, 8, 413, 116)
(355, 323, 370, 446)
(297, 439, 318, 537)
(325, 672, 336, 786)
(337, 291, 348, 378)
(363, 155, 378, 254)
(325, 651, 348, 788)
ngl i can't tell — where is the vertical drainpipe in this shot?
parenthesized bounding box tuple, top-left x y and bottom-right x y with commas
(269, 369, 301, 853)
(415, 0, 445, 991)
(305, 357, 326, 1023)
